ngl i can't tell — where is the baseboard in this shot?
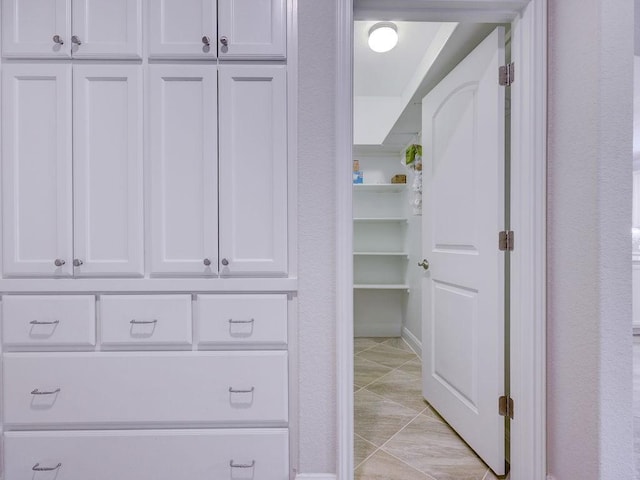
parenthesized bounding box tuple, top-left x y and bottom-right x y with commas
(354, 323, 401, 337)
(295, 475, 337, 480)
(401, 326, 422, 358)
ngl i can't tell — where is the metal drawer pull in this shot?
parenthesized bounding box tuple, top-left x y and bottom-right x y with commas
(30, 320, 60, 325)
(54, 259, 65, 267)
(130, 319, 158, 325)
(230, 460, 255, 469)
(32, 463, 62, 472)
(228, 318, 255, 325)
(229, 386, 255, 394)
(71, 35, 82, 45)
(52, 35, 64, 45)
(31, 388, 60, 396)
(202, 36, 211, 46)
(220, 36, 229, 47)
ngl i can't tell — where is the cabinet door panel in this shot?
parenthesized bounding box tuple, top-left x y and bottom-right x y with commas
(2, 64, 73, 277)
(218, 0, 285, 59)
(148, 0, 216, 59)
(2, 0, 71, 58)
(219, 66, 287, 276)
(73, 65, 143, 277)
(72, 0, 142, 58)
(149, 65, 218, 276)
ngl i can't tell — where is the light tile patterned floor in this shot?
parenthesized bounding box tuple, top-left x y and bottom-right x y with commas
(633, 337, 640, 479)
(354, 337, 507, 480)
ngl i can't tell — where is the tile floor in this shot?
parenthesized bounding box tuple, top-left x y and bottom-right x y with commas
(354, 337, 506, 480)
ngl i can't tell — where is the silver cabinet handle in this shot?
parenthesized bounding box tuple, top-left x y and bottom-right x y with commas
(418, 259, 430, 270)
(33, 463, 62, 472)
(220, 36, 229, 46)
(230, 460, 255, 469)
(202, 36, 211, 46)
(54, 259, 65, 267)
(221, 258, 229, 266)
(30, 320, 59, 325)
(130, 319, 158, 325)
(203, 258, 211, 266)
(229, 318, 255, 325)
(229, 386, 254, 394)
(31, 388, 60, 395)
(71, 35, 82, 45)
(73, 259, 83, 267)
(52, 35, 64, 45)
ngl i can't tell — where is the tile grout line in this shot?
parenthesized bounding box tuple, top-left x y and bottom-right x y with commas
(355, 354, 421, 391)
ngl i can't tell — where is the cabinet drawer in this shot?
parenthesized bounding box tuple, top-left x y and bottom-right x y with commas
(4, 352, 288, 427)
(99, 295, 192, 347)
(196, 294, 287, 347)
(2, 296, 95, 349)
(5, 428, 289, 480)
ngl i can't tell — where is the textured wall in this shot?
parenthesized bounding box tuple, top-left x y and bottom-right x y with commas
(297, 0, 338, 474)
(547, 0, 634, 478)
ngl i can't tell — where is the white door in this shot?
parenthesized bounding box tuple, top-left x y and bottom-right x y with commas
(149, 65, 218, 276)
(2, 64, 73, 277)
(148, 0, 216, 59)
(218, 0, 286, 60)
(1, 0, 71, 58)
(71, 0, 142, 58)
(218, 66, 288, 276)
(73, 65, 144, 277)
(421, 27, 507, 475)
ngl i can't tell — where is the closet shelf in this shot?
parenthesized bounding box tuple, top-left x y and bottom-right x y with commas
(353, 184, 407, 193)
(353, 217, 408, 223)
(353, 252, 409, 257)
(354, 284, 410, 291)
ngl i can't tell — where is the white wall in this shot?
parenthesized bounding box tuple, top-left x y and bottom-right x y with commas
(547, 1, 634, 479)
(404, 200, 423, 348)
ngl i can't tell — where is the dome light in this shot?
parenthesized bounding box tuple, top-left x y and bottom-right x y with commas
(368, 22, 398, 53)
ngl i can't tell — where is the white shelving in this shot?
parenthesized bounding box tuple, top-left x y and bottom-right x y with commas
(354, 284, 409, 290)
(353, 183, 407, 193)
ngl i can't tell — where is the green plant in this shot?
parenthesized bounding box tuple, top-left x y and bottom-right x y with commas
(405, 144, 422, 166)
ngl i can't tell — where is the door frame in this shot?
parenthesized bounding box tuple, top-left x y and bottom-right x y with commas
(334, 1, 547, 479)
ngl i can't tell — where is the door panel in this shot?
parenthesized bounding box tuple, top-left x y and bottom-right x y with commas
(421, 27, 506, 475)
(149, 65, 218, 276)
(73, 65, 144, 277)
(2, 64, 73, 277)
(218, 0, 285, 59)
(71, 0, 142, 58)
(148, 0, 216, 59)
(218, 66, 288, 276)
(1, 0, 71, 58)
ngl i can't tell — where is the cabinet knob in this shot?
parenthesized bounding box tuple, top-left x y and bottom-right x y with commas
(52, 35, 64, 45)
(221, 258, 229, 266)
(203, 258, 211, 266)
(71, 35, 82, 45)
(202, 36, 211, 46)
(54, 259, 65, 267)
(220, 36, 229, 47)
(73, 259, 83, 267)
(418, 259, 430, 270)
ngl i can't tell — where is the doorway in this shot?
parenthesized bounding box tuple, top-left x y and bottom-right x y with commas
(335, 2, 547, 480)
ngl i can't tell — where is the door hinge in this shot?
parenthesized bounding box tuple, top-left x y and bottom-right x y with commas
(499, 395, 514, 419)
(499, 230, 514, 251)
(499, 62, 514, 86)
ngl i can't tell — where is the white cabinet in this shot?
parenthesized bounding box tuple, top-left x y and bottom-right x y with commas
(149, 65, 218, 276)
(218, 0, 286, 59)
(219, 66, 288, 276)
(2, 64, 144, 277)
(148, 0, 285, 59)
(148, 0, 217, 59)
(2, 64, 73, 277)
(2, 0, 142, 59)
(633, 170, 640, 228)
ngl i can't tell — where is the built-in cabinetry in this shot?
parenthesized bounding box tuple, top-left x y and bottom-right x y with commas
(0, 1, 293, 478)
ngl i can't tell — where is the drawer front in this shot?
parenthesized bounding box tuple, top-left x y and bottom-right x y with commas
(2, 296, 96, 349)
(5, 428, 289, 480)
(4, 352, 288, 427)
(197, 294, 287, 347)
(100, 295, 192, 347)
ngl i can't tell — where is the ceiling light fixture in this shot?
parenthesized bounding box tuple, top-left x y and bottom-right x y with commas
(368, 22, 398, 53)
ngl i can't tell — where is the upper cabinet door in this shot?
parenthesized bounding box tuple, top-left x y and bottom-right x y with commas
(219, 66, 287, 277)
(149, 65, 218, 276)
(72, 65, 144, 277)
(148, 0, 216, 59)
(71, 0, 142, 59)
(2, 64, 73, 277)
(2, 0, 71, 58)
(218, 0, 286, 60)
